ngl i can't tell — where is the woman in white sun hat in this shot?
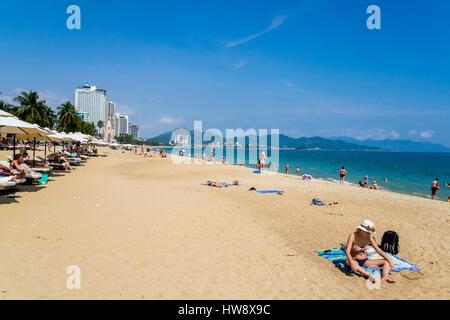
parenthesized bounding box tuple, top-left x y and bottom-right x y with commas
(345, 219, 396, 283)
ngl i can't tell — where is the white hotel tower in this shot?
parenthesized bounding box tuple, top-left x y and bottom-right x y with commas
(75, 84, 107, 127)
(113, 113, 129, 136)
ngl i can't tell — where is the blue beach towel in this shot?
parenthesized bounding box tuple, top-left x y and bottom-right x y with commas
(318, 247, 420, 275)
(255, 190, 284, 195)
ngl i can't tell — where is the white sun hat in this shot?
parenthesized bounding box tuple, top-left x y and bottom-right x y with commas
(357, 219, 376, 234)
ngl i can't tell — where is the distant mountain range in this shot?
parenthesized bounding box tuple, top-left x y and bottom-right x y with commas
(146, 130, 450, 153)
(146, 130, 382, 151)
(332, 137, 450, 153)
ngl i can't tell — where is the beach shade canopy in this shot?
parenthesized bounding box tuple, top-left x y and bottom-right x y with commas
(14, 124, 52, 141)
(0, 110, 16, 117)
(47, 131, 72, 142)
(67, 132, 93, 143)
(0, 116, 49, 138)
(75, 132, 94, 142)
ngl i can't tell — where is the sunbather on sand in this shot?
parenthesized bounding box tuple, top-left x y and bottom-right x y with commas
(370, 181, 383, 190)
(345, 219, 396, 283)
(206, 180, 239, 188)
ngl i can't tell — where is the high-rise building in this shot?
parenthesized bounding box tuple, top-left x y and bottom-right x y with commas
(75, 84, 107, 127)
(105, 101, 116, 123)
(113, 113, 129, 136)
(76, 111, 89, 122)
(129, 124, 140, 140)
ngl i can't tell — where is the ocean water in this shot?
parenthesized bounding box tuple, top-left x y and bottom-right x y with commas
(166, 147, 450, 200)
(274, 150, 450, 200)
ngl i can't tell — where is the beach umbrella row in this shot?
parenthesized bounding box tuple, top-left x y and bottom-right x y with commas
(1, 110, 110, 157)
(0, 110, 100, 165)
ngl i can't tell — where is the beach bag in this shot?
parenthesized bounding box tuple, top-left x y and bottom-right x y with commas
(381, 231, 400, 255)
(310, 198, 326, 206)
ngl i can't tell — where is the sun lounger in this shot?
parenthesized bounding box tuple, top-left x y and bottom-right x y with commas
(33, 156, 66, 171)
(0, 176, 17, 190)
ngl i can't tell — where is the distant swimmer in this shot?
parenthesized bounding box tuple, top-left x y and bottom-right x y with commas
(339, 167, 347, 184)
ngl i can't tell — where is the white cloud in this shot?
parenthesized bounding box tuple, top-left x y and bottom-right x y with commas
(117, 104, 137, 116)
(9, 88, 67, 107)
(157, 116, 184, 125)
(232, 59, 248, 70)
(0, 94, 14, 104)
(225, 15, 287, 48)
(390, 130, 400, 139)
(419, 130, 434, 139)
(284, 81, 294, 88)
(324, 128, 400, 141)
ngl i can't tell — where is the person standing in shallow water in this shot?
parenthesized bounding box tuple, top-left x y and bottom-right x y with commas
(339, 167, 347, 184)
(431, 178, 440, 200)
(284, 164, 290, 175)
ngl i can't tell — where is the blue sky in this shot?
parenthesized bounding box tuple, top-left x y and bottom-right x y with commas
(0, 0, 449, 145)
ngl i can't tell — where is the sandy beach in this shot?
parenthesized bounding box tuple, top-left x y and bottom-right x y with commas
(0, 148, 449, 300)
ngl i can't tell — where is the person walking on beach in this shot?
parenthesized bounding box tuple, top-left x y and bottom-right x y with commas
(259, 151, 266, 173)
(339, 167, 347, 184)
(431, 178, 440, 200)
(284, 164, 290, 174)
(296, 167, 301, 175)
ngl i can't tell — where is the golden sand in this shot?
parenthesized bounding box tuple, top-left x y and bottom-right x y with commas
(0, 148, 449, 299)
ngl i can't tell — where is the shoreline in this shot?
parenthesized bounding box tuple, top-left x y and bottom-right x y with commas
(169, 152, 449, 203)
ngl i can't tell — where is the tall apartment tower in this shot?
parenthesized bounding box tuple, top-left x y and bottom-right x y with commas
(74, 84, 107, 127)
(113, 113, 129, 136)
(129, 124, 140, 140)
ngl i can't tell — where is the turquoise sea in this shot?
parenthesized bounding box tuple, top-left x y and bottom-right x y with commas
(167, 147, 450, 200)
(274, 150, 450, 200)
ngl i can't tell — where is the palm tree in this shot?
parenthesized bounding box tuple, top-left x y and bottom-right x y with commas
(40, 105, 56, 129)
(0, 100, 18, 114)
(80, 121, 97, 136)
(57, 101, 80, 133)
(14, 91, 52, 127)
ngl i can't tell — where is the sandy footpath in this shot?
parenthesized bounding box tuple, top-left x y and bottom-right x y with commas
(0, 149, 449, 299)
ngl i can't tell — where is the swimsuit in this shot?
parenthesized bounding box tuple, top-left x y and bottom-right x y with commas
(356, 258, 368, 267)
(352, 243, 369, 267)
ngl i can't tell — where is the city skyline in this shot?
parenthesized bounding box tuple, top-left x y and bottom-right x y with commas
(0, 1, 449, 145)
(74, 83, 139, 141)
